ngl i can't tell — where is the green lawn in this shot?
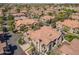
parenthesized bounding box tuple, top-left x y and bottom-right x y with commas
(25, 45, 34, 51)
(0, 27, 2, 31)
(0, 16, 3, 24)
(64, 33, 79, 42)
(8, 20, 15, 31)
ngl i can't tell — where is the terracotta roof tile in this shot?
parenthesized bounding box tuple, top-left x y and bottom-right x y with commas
(15, 18, 38, 27)
(58, 39, 79, 55)
(61, 19, 79, 28)
(27, 26, 61, 45)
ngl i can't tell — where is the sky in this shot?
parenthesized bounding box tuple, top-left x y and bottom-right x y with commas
(0, 0, 79, 3)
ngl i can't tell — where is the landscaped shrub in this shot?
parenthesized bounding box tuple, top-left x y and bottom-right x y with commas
(18, 38, 25, 45)
(63, 26, 70, 32)
(20, 25, 28, 32)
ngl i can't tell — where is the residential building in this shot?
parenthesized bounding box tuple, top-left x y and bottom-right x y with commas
(15, 18, 38, 30)
(11, 13, 26, 17)
(40, 15, 55, 22)
(56, 19, 79, 34)
(70, 13, 79, 20)
(23, 26, 63, 54)
(14, 16, 27, 21)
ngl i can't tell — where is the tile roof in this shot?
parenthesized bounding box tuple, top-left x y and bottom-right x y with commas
(71, 13, 79, 19)
(61, 19, 79, 28)
(14, 16, 27, 20)
(12, 13, 25, 17)
(58, 39, 79, 55)
(26, 26, 61, 45)
(15, 18, 38, 27)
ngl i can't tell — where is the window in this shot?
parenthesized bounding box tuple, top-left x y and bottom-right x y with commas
(39, 39, 42, 42)
(53, 39, 56, 46)
(49, 44, 52, 51)
(42, 44, 45, 48)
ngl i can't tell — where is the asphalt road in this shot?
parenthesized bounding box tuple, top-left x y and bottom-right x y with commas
(2, 15, 25, 55)
(7, 32, 25, 55)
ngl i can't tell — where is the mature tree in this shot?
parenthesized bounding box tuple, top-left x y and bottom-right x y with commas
(18, 38, 25, 45)
(8, 15, 14, 20)
(20, 25, 28, 32)
(16, 8, 20, 13)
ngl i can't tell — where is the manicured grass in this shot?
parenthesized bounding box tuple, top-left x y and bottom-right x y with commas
(8, 20, 15, 31)
(25, 45, 34, 51)
(64, 33, 79, 42)
(0, 17, 3, 24)
(0, 28, 2, 31)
